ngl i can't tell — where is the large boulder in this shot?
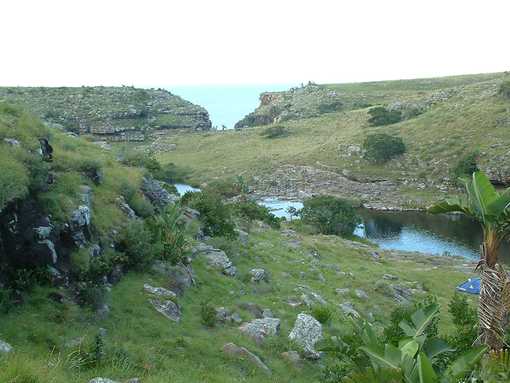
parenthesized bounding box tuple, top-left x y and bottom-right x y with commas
(239, 318, 280, 343)
(151, 262, 195, 295)
(201, 248, 237, 276)
(288, 313, 322, 359)
(149, 299, 181, 322)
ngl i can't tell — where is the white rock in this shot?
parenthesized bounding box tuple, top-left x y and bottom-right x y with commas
(288, 313, 322, 359)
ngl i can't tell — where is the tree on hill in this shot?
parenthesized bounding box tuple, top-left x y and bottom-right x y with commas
(363, 133, 406, 163)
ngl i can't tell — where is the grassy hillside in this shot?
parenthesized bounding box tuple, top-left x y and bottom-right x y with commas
(153, 72, 510, 208)
(0, 222, 474, 382)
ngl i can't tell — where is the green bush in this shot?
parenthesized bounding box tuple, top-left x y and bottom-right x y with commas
(116, 220, 154, 268)
(232, 200, 280, 228)
(451, 151, 479, 182)
(200, 302, 217, 327)
(300, 195, 360, 236)
(203, 178, 246, 198)
(446, 293, 477, 358)
(311, 305, 333, 324)
(153, 162, 191, 184)
(148, 205, 188, 265)
(367, 106, 402, 126)
(499, 80, 510, 99)
(188, 191, 235, 238)
(363, 133, 406, 163)
(260, 125, 290, 139)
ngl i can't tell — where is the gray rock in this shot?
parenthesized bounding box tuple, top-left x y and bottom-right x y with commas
(202, 249, 236, 276)
(262, 308, 274, 318)
(223, 342, 271, 375)
(383, 274, 398, 280)
(144, 283, 177, 299)
(239, 318, 280, 342)
(288, 313, 322, 360)
(236, 229, 249, 245)
(3, 138, 20, 146)
(339, 302, 360, 318)
(151, 262, 195, 295)
(335, 288, 350, 295)
(150, 299, 181, 322)
(88, 379, 118, 383)
(355, 289, 369, 300)
(0, 339, 13, 354)
(116, 196, 137, 219)
(250, 268, 266, 282)
(142, 177, 177, 209)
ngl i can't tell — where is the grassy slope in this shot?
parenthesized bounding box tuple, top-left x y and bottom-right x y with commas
(155, 72, 510, 205)
(0, 224, 474, 382)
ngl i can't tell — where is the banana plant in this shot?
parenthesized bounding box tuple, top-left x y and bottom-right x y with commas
(429, 171, 510, 350)
(359, 304, 487, 382)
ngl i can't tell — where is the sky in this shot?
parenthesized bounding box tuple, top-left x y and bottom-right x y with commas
(1, 0, 509, 87)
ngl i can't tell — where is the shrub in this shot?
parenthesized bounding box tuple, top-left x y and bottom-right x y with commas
(300, 195, 360, 236)
(367, 106, 402, 126)
(153, 162, 191, 184)
(127, 193, 155, 218)
(148, 205, 188, 265)
(204, 178, 245, 198)
(311, 305, 333, 324)
(116, 220, 154, 268)
(260, 125, 289, 139)
(500, 80, 510, 99)
(446, 293, 478, 358)
(188, 191, 235, 238)
(363, 133, 406, 163)
(200, 302, 217, 327)
(451, 151, 479, 182)
(232, 200, 280, 228)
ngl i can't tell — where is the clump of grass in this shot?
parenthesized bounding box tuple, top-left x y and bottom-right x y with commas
(311, 305, 333, 324)
(200, 302, 217, 328)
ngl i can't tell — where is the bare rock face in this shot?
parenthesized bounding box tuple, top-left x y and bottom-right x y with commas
(222, 342, 271, 375)
(0, 86, 212, 141)
(239, 318, 280, 342)
(288, 313, 322, 360)
(149, 299, 181, 322)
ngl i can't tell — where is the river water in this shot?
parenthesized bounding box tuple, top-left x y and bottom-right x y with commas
(174, 185, 509, 263)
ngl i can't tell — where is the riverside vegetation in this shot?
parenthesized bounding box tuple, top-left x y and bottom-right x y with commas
(1, 73, 510, 382)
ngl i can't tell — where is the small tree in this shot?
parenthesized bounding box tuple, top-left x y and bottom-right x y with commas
(429, 172, 510, 350)
(300, 195, 360, 236)
(363, 133, 406, 163)
(367, 106, 402, 126)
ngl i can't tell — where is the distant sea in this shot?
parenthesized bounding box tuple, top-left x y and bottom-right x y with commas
(169, 84, 295, 129)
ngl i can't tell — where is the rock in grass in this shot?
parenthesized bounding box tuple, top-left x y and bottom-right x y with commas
(249, 268, 266, 282)
(281, 350, 301, 366)
(144, 283, 177, 299)
(288, 313, 322, 360)
(0, 339, 13, 354)
(239, 318, 280, 342)
(149, 299, 181, 322)
(339, 302, 360, 318)
(88, 379, 118, 383)
(355, 289, 369, 300)
(202, 249, 237, 276)
(222, 342, 271, 375)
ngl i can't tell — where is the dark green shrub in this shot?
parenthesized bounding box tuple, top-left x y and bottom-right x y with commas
(446, 293, 477, 358)
(204, 179, 244, 198)
(451, 151, 479, 182)
(300, 195, 360, 236)
(200, 302, 217, 327)
(153, 162, 191, 184)
(116, 220, 154, 268)
(500, 80, 510, 99)
(260, 125, 289, 139)
(318, 101, 343, 113)
(148, 205, 188, 265)
(367, 106, 402, 126)
(311, 305, 333, 324)
(121, 151, 161, 175)
(232, 200, 280, 228)
(188, 191, 235, 238)
(76, 282, 107, 309)
(127, 193, 154, 218)
(0, 150, 29, 210)
(363, 133, 406, 163)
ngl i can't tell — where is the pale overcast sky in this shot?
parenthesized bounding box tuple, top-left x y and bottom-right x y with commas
(1, 0, 509, 87)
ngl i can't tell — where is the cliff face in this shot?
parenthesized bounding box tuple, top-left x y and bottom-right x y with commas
(0, 86, 211, 141)
(235, 83, 345, 129)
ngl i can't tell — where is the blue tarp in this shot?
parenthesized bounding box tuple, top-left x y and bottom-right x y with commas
(456, 277, 480, 295)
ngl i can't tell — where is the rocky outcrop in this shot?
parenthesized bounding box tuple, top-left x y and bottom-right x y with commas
(0, 86, 211, 141)
(288, 313, 322, 360)
(149, 299, 181, 322)
(141, 177, 178, 210)
(239, 318, 280, 342)
(192, 243, 237, 276)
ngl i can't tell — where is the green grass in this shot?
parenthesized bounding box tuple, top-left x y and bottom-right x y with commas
(0, 224, 475, 382)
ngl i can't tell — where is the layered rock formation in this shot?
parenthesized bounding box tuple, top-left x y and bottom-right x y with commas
(0, 86, 211, 141)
